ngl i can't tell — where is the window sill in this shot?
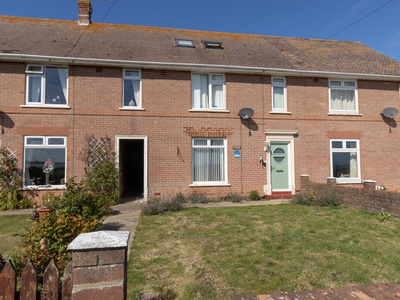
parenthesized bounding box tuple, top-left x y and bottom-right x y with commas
(335, 179, 362, 184)
(189, 183, 231, 187)
(20, 105, 71, 109)
(189, 109, 230, 113)
(328, 112, 362, 116)
(23, 185, 67, 190)
(269, 111, 291, 115)
(119, 107, 145, 111)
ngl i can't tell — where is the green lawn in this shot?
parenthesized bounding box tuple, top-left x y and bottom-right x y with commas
(0, 214, 33, 257)
(127, 204, 400, 299)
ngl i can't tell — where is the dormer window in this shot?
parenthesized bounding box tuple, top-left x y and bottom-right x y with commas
(175, 39, 195, 48)
(202, 40, 223, 49)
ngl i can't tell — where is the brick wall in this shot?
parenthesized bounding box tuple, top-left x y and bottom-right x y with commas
(1, 61, 400, 199)
(300, 175, 400, 217)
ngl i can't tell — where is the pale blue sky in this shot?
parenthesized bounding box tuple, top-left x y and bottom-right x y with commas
(3, 0, 400, 61)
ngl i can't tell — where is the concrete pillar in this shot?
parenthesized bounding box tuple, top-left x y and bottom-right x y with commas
(300, 174, 309, 192)
(326, 177, 337, 185)
(363, 180, 376, 191)
(68, 231, 130, 300)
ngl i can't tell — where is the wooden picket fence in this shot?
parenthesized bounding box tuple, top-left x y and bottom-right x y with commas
(0, 259, 72, 300)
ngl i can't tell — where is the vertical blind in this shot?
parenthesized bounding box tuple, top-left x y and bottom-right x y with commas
(192, 139, 225, 182)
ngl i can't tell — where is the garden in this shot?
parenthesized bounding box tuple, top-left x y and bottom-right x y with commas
(0, 136, 119, 282)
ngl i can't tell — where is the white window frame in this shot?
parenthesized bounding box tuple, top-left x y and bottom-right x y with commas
(191, 73, 226, 110)
(25, 65, 69, 106)
(23, 136, 67, 188)
(122, 69, 142, 109)
(271, 77, 287, 112)
(330, 139, 361, 183)
(329, 79, 358, 114)
(191, 138, 228, 186)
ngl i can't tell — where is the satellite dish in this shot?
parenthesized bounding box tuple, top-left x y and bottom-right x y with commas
(382, 107, 398, 119)
(238, 108, 254, 119)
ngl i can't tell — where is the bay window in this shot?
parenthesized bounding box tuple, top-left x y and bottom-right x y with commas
(25, 65, 68, 105)
(192, 138, 227, 184)
(330, 139, 360, 183)
(24, 136, 66, 187)
(329, 80, 358, 113)
(191, 74, 225, 109)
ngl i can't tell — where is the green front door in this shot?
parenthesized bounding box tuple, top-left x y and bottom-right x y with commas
(271, 143, 289, 190)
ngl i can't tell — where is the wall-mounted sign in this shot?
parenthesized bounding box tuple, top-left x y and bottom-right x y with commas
(233, 146, 241, 150)
(234, 151, 241, 158)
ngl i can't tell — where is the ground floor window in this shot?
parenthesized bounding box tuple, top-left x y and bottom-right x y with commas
(192, 138, 226, 183)
(24, 136, 66, 186)
(330, 139, 360, 182)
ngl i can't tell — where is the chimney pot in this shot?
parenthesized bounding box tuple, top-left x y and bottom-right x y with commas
(78, 0, 92, 26)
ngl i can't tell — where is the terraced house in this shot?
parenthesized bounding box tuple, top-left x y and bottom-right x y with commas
(1, 0, 400, 200)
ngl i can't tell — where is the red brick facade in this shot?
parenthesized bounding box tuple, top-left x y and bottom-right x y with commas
(1, 61, 399, 199)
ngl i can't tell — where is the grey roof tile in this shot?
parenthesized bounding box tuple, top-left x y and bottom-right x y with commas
(0, 16, 399, 76)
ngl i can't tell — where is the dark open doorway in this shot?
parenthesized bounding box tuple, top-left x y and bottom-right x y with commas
(119, 139, 144, 201)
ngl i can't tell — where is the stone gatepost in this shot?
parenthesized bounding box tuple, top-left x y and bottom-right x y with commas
(68, 231, 130, 300)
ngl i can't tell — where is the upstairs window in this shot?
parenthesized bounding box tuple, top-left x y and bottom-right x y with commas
(271, 77, 287, 112)
(25, 65, 68, 105)
(329, 80, 358, 114)
(123, 70, 142, 108)
(191, 74, 225, 110)
(330, 139, 360, 183)
(24, 136, 66, 187)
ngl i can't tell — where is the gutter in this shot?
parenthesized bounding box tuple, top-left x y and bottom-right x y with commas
(1, 53, 399, 81)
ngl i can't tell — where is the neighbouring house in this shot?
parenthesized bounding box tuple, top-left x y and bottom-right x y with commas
(0, 0, 400, 201)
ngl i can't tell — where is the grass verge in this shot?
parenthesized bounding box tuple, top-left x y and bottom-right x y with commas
(0, 214, 33, 256)
(127, 204, 400, 299)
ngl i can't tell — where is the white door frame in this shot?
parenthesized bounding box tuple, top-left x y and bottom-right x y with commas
(264, 130, 297, 195)
(115, 135, 148, 200)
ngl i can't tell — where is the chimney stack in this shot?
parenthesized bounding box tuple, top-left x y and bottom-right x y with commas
(78, 0, 92, 26)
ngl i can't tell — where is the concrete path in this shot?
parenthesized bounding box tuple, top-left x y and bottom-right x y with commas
(98, 199, 143, 256)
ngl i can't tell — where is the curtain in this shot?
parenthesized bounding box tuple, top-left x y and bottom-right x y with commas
(28, 76, 41, 103)
(24, 148, 35, 185)
(57, 68, 68, 103)
(133, 80, 140, 106)
(212, 84, 223, 108)
(350, 152, 358, 177)
(192, 75, 209, 108)
(273, 86, 285, 109)
(331, 90, 355, 110)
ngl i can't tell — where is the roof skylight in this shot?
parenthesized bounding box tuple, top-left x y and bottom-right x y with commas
(202, 40, 223, 49)
(175, 39, 195, 48)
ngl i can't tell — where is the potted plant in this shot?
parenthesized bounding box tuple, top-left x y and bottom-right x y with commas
(37, 191, 61, 219)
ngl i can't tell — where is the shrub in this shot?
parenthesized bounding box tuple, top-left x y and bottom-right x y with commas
(176, 192, 186, 203)
(81, 136, 119, 208)
(15, 210, 100, 281)
(226, 193, 242, 203)
(142, 198, 184, 216)
(60, 178, 106, 219)
(249, 190, 260, 201)
(0, 147, 33, 210)
(187, 192, 207, 204)
(291, 190, 342, 207)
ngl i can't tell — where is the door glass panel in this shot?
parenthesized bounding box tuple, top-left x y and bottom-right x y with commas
(273, 148, 286, 163)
